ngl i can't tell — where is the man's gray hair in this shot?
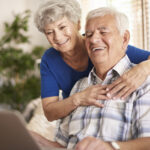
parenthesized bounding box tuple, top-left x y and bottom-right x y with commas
(86, 7, 129, 35)
(34, 0, 81, 33)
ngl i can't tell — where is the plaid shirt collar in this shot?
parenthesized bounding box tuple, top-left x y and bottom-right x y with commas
(88, 55, 132, 85)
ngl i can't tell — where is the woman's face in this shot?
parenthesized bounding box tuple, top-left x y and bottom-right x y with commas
(44, 16, 80, 53)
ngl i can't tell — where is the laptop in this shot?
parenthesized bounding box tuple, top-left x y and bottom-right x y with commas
(0, 110, 68, 150)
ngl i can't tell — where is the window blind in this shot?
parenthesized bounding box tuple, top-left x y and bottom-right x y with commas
(142, 0, 150, 50)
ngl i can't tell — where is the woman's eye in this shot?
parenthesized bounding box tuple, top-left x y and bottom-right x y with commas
(59, 26, 65, 30)
(46, 31, 53, 35)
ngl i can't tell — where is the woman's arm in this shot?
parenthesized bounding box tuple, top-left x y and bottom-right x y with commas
(126, 45, 150, 64)
(42, 84, 108, 121)
(42, 96, 76, 121)
(106, 54, 150, 99)
(41, 49, 106, 121)
(41, 52, 107, 121)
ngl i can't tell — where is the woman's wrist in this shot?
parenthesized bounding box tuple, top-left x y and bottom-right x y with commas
(71, 93, 81, 108)
(141, 59, 150, 76)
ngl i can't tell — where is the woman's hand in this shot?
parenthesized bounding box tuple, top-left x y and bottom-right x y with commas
(72, 84, 109, 108)
(106, 59, 150, 100)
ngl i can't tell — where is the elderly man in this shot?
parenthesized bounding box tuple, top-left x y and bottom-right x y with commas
(54, 7, 150, 150)
(31, 7, 150, 150)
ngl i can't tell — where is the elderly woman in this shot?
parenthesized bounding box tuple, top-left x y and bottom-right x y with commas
(34, 0, 150, 121)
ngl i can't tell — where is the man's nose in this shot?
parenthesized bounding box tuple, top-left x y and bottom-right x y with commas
(90, 32, 102, 44)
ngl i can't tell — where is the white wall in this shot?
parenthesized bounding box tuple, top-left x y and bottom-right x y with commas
(0, 0, 49, 52)
(0, 0, 25, 36)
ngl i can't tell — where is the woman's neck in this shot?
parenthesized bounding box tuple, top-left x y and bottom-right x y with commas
(61, 35, 89, 71)
(62, 36, 86, 59)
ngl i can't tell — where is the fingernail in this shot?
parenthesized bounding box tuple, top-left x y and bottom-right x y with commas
(121, 97, 124, 100)
(101, 104, 104, 107)
(113, 97, 116, 100)
(106, 88, 109, 91)
(107, 93, 111, 98)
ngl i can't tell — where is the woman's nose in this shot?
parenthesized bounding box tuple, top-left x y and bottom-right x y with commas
(53, 31, 62, 42)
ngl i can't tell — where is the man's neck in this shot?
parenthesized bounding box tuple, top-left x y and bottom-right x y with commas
(95, 64, 112, 80)
(94, 56, 124, 80)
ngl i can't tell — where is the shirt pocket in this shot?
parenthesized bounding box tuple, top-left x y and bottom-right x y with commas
(98, 100, 133, 141)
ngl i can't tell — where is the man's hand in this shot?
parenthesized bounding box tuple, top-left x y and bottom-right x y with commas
(75, 136, 113, 150)
(106, 60, 150, 100)
(72, 84, 109, 108)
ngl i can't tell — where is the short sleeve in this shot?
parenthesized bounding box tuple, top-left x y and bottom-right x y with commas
(40, 58, 59, 98)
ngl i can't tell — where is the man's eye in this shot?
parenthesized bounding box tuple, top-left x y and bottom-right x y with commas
(101, 31, 107, 35)
(85, 33, 92, 38)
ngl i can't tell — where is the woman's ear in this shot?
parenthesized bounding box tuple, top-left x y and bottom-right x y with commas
(122, 30, 130, 50)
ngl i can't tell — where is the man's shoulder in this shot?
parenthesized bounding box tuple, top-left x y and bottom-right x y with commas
(133, 76, 150, 99)
(138, 76, 150, 91)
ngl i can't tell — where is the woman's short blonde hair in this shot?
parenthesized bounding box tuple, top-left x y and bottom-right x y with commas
(34, 0, 81, 33)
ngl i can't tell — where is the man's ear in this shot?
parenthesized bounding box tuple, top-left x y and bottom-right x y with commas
(122, 30, 130, 50)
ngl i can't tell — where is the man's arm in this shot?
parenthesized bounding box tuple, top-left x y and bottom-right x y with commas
(29, 131, 65, 148)
(75, 136, 150, 150)
(117, 137, 150, 150)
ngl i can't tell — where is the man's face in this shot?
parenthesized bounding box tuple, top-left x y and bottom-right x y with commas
(85, 15, 127, 67)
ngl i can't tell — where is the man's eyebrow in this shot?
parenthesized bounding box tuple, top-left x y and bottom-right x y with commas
(85, 26, 108, 34)
(86, 27, 108, 32)
(97, 26, 107, 30)
(85, 30, 92, 33)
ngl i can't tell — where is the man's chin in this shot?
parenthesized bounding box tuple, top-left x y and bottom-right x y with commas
(92, 61, 108, 67)
(91, 57, 107, 64)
